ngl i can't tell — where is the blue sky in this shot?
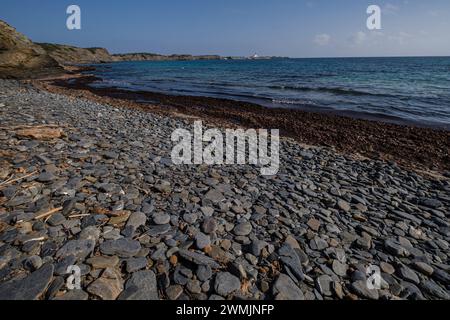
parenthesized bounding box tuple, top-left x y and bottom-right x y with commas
(1, 0, 449, 57)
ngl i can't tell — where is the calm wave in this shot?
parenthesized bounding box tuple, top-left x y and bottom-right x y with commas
(88, 57, 450, 128)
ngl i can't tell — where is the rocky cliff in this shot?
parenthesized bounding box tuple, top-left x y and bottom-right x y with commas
(0, 19, 222, 79)
(0, 21, 62, 78)
(38, 46, 222, 63)
(112, 53, 221, 62)
(37, 43, 114, 64)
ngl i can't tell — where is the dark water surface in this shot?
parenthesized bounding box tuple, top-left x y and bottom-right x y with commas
(89, 57, 450, 129)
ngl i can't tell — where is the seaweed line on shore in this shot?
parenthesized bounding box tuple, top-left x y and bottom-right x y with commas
(33, 69, 450, 176)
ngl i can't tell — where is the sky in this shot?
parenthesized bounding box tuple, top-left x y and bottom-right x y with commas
(1, 0, 449, 58)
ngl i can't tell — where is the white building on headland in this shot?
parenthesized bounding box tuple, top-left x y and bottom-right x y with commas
(248, 53, 274, 60)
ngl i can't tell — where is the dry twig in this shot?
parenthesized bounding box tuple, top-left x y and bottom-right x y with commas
(0, 171, 38, 188)
(34, 207, 63, 220)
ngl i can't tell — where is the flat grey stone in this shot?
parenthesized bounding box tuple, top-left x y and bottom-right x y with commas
(53, 290, 89, 300)
(214, 272, 241, 296)
(100, 238, 141, 258)
(37, 172, 56, 183)
(56, 239, 96, 261)
(118, 270, 158, 300)
(273, 274, 304, 300)
(126, 212, 147, 229)
(350, 280, 379, 300)
(384, 239, 409, 257)
(233, 221, 252, 236)
(337, 200, 350, 212)
(196, 265, 212, 282)
(332, 260, 348, 277)
(316, 275, 333, 296)
(148, 224, 171, 236)
(412, 261, 434, 276)
(126, 257, 147, 273)
(420, 280, 450, 299)
(202, 217, 217, 234)
(0, 264, 54, 300)
(278, 244, 305, 283)
(397, 265, 420, 285)
(204, 189, 225, 203)
(152, 213, 170, 225)
(195, 232, 211, 250)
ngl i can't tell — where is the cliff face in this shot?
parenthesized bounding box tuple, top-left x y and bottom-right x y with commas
(0, 19, 223, 79)
(37, 43, 114, 64)
(36, 44, 222, 64)
(112, 53, 221, 62)
(0, 21, 62, 78)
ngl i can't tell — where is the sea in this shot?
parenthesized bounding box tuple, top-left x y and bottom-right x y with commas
(88, 56, 450, 129)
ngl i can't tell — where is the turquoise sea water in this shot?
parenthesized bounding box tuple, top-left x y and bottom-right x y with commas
(89, 57, 450, 128)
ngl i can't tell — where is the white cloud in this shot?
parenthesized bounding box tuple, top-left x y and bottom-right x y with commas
(388, 31, 412, 45)
(314, 33, 331, 46)
(349, 31, 367, 46)
(384, 3, 400, 14)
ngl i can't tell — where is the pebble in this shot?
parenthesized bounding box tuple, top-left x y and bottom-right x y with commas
(153, 214, 171, 225)
(350, 280, 379, 300)
(87, 268, 124, 300)
(196, 265, 212, 282)
(332, 260, 348, 277)
(53, 290, 89, 300)
(178, 250, 221, 269)
(100, 238, 142, 257)
(166, 285, 183, 300)
(384, 240, 409, 257)
(272, 274, 304, 300)
(195, 232, 211, 250)
(412, 262, 434, 276)
(0, 264, 54, 300)
(202, 217, 217, 234)
(126, 257, 148, 273)
(337, 200, 351, 212)
(204, 189, 225, 203)
(154, 181, 172, 194)
(86, 256, 120, 269)
(316, 275, 333, 296)
(37, 171, 56, 183)
(233, 221, 252, 236)
(24, 255, 43, 271)
(380, 262, 395, 275)
(119, 270, 158, 300)
(397, 265, 420, 285)
(55, 239, 96, 261)
(420, 280, 450, 300)
(126, 212, 147, 230)
(307, 218, 321, 231)
(214, 272, 241, 296)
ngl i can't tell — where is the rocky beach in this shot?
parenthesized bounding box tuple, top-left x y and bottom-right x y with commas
(1, 78, 449, 300)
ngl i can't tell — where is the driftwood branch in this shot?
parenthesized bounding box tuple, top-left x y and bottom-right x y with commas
(0, 171, 38, 188)
(34, 207, 63, 220)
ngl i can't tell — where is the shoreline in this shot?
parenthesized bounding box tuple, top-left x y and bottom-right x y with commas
(35, 71, 450, 174)
(88, 61, 450, 131)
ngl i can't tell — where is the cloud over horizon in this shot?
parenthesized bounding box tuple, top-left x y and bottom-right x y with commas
(0, 0, 449, 58)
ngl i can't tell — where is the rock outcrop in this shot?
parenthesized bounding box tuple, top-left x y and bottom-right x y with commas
(1, 18, 223, 79)
(36, 45, 222, 64)
(0, 20, 62, 78)
(37, 43, 113, 64)
(112, 53, 221, 62)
